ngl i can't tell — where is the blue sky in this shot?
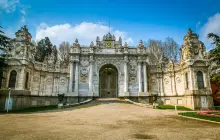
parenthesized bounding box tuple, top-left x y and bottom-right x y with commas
(0, 0, 220, 49)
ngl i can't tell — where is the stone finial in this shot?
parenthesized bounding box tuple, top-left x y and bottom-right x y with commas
(96, 36, 100, 42)
(119, 37, 122, 44)
(75, 38, 79, 44)
(15, 25, 32, 41)
(124, 42, 128, 48)
(139, 40, 143, 45)
(113, 35, 115, 40)
(138, 40, 144, 48)
(103, 35, 106, 41)
(23, 25, 28, 31)
(187, 28, 193, 36)
(90, 41, 94, 47)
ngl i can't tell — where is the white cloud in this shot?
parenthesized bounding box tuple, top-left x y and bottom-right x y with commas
(0, 0, 29, 24)
(20, 16, 25, 23)
(35, 22, 134, 46)
(199, 13, 220, 50)
(196, 21, 200, 28)
(20, 8, 26, 15)
(0, 0, 19, 13)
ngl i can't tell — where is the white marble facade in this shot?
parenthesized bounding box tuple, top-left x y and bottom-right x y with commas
(0, 26, 214, 110)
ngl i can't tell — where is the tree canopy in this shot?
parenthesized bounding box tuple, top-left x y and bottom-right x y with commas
(145, 37, 179, 65)
(34, 37, 54, 62)
(207, 33, 220, 85)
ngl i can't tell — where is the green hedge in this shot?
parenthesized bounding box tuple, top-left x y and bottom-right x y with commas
(8, 105, 57, 113)
(214, 106, 220, 110)
(156, 105, 192, 111)
(179, 112, 220, 122)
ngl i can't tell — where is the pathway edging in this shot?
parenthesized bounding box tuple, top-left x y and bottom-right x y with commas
(178, 114, 220, 124)
(124, 98, 153, 108)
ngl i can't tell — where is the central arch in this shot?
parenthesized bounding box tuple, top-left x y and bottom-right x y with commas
(99, 64, 118, 98)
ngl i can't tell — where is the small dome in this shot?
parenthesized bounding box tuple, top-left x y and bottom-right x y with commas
(106, 32, 112, 39)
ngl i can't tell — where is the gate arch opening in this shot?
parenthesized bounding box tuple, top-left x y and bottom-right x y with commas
(99, 64, 118, 98)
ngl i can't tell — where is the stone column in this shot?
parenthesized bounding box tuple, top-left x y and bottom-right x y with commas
(160, 74, 165, 96)
(171, 72, 177, 96)
(124, 61, 128, 93)
(89, 61, 93, 96)
(17, 67, 25, 90)
(189, 67, 194, 90)
(69, 62, 73, 92)
(143, 62, 148, 93)
(203, 72, 207, 88)
(75, 61, 79, 93)
(138, 62, 142, 93)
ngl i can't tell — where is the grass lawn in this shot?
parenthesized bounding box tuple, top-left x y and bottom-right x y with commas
(178, 112, 220, 122)
(156, 105, 192, 111)
(214, 106, 220, 110)
(5, 105, 58, 113)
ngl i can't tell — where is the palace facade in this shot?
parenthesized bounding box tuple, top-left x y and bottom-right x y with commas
(0, 26, 214, 110)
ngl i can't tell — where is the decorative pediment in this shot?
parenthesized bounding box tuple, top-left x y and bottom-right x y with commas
(7, 59, 22, 66)
(193, 61, 206, 67)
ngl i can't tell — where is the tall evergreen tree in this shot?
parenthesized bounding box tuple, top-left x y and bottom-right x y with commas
(207, 33, 220, 85)
(0, 26, 11, 87)
(34, 37, 53, 62)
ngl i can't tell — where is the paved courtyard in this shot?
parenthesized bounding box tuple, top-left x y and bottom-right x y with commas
(0, 98, 219, 140)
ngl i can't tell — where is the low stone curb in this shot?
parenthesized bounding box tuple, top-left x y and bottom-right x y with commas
(63, 99, 93, 108)
(124, 99, 153, 108)
(178, 114, 220, 124)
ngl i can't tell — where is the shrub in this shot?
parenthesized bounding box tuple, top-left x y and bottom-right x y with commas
(157, 105, 192, 111)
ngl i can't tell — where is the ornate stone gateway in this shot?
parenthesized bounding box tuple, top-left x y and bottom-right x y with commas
(99, 64, 118, 98)
(1, 26, 214, 110)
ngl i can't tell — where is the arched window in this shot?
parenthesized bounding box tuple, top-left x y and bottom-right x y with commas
(197, 71, 204, 89)
(25, 72, 29, 89)
(8, 70, 17, 88)
(185, 73, 189, 89)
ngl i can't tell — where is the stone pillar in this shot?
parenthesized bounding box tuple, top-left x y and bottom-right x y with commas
(189, 67, 194, 90)
(143, 62, 148, 93)
(160, 74, 165, 96)
(138, 62, 142, 93)
(75, 61, 79, 93)
(69, 62, 73, 92)
(203, 72, 207, 88)
(17, 67, 25, 90)
(89, 61, 93, 96)
(171, 72, 177, 96)
(124, 61, 128, 93)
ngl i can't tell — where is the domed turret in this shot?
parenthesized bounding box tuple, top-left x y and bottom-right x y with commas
(103, 32, 115, 41)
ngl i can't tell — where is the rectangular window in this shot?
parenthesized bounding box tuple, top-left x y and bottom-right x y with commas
(177, 99, 182, 105)
(165, 99, 170, 105)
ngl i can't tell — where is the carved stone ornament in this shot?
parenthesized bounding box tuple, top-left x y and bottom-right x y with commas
(151, 79, 156, 85)
(80, 60, 89, 67)
(60, 79, 66, 85)
(80, 69, 88, 76)
(164, 78, 169, 84)
(47, 78, 52, 83)
(176, 77, 181, 83)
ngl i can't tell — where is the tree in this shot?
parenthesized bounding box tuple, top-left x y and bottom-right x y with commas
(162, 37, 180, 62)
(34, 37, 53, 62)
(145, 39, 166, 65)
(59, 41, 70, 64)
(207, 33, 220, 85)
(0, 26, 11, 87)
(53, 45, 58, 64)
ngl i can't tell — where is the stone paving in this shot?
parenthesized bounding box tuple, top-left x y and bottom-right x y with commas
(0, 98, 219, 140)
